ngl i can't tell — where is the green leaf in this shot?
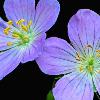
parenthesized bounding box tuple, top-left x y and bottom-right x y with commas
(46, 90, 54, 100)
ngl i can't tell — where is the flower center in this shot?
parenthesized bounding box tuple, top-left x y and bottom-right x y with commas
(78, 56, 95, 75)
(12, 31, 30, 46)
(3, 19, 33, 47)
(86, 57, 94, 74)
(76, 45, 100, 75)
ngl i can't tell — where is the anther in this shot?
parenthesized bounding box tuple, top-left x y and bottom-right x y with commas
(12, 31, 20, 38)
(96, 54, 100, 57)
(76, 52, 81, 61)
(96, 50, 100, 52)
(12, 34, 19, 38)
(21, 25, 28, 32)
(79, 66, 83, 72)
(16, 19, 25, 25)
(96, 49, 100, 57)
(7, 20, 13, 26)
(27, 20, 32, 28)
(7, 42, 13, 46)
(23, 35, 29, 39)
(85, 45, 93, 49)
(3, 27, 11, 35)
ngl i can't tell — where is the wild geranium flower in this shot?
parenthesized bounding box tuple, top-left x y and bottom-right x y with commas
(0, 0, 60, 79)
(36, 9, 100, 100)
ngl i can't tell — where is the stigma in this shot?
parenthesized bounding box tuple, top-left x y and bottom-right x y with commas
(87, 66, 93, 73)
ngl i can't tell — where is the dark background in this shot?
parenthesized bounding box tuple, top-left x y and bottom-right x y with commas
(0, 0, 100, 100)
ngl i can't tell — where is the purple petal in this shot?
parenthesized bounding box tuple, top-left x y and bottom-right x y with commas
(0, 18, 17, 52)
(68, 9, 100, 54)
(0, 18, 9, 35)
(36, 37, 77, 75)
(0, 18, 7, 30)
(33, 0, 60, 33)
(53, 72, 94, 100)
(0, 18, 14, 38)
(21, 33, 46, 63)
(4, 0, 35, 23)
(0, 48, 23, 80)
(0, 32, 18, 52)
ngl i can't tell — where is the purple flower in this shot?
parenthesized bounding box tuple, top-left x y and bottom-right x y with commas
(36, 9, 100, 100)
(0, 0, 60, 79)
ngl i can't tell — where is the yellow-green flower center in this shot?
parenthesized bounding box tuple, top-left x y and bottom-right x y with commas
(76, 45, 100, 76)
(12, 31, 30, 46)
(86, 57, 94, 74)
(3, 19, 33, 47)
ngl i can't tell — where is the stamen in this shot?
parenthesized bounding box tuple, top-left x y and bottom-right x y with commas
(79, 66, 83, 72)
(27, 20, 32, 28)
(23, 35, 29, 40)
(96, 54, 100, 57)
(22, 35, 29, 43)
(3, 27, 11, 35)
(76, 52, 81, 61)
(12, 31, 20, 38)
(96, 50, 100, 52)
(12, 34, 19, 38)
(96, 50, 100, 57)
(7, 20, 13, 26)
(7, 42, 13, 46)
(16, 19, 25, 25)
(85, 45, 93, 49)
(21, 25, 28, 32)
